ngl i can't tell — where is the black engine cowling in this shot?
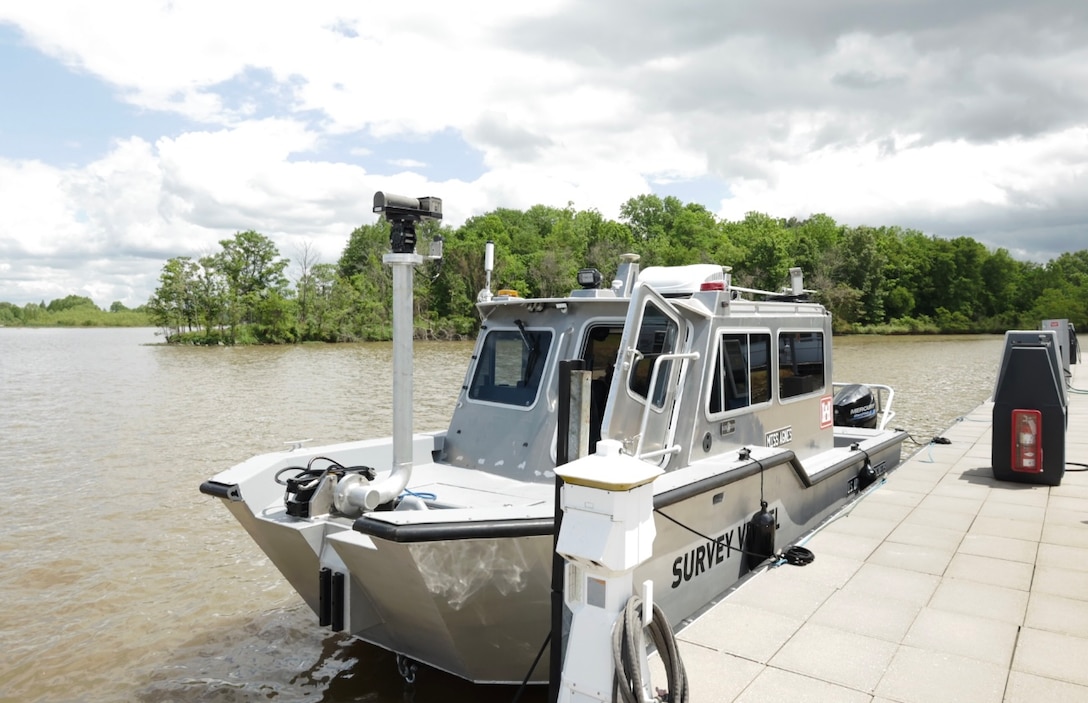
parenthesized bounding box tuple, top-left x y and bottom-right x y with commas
(833, 383, 879, 429)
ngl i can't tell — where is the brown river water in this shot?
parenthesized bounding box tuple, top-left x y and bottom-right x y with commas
(0, 328, 1005, 702)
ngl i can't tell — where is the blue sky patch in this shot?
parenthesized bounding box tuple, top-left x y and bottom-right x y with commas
(303, 128, 487, 182)
(0, 24, 198, 166)
(209, 66, 316, 122)
(650, 174, 731, 212)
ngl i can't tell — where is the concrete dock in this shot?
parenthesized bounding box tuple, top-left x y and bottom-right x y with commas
(657, 363, 1088, 702)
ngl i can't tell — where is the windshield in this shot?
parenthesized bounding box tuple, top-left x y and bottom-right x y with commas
(468, 327, 553, 407)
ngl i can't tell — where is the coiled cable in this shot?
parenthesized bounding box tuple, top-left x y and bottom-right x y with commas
(612, 595, 688, 703)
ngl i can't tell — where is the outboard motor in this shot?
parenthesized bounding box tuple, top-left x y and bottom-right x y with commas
(833, 383, 879, 429)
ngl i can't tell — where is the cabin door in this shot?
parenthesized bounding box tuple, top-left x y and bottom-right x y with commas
(602, 284, 693, 466)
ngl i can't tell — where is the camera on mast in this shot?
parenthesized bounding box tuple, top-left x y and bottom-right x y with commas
(373, 192, 443, 254)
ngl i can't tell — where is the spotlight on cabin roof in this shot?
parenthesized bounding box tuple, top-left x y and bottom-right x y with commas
(577, 268, 603, 290)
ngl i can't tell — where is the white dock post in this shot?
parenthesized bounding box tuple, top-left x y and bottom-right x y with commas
(554, 439, 663, 703)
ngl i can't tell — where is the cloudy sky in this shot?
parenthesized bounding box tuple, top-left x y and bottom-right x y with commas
(1, 1, 1086, 308)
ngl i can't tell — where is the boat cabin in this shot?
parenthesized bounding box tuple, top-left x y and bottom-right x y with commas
(440, 261, 834, 481)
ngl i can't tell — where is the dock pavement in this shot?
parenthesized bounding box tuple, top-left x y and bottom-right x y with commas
(654, 362, 1088, 702)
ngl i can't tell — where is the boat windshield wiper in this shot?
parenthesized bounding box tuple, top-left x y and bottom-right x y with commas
(514, 319, 541, 385)
(513, 319, 536, 354)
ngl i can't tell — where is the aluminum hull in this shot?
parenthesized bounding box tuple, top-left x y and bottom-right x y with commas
(204, 429, 903, 683)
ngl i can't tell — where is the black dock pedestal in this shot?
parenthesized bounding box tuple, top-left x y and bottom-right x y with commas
(991, 331, 1067, 486)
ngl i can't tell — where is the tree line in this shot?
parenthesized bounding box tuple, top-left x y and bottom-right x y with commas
(113, 194, 1088, 342)
(0, 295, 149, 327)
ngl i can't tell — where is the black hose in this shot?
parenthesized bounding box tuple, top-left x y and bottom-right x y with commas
(612, 596, 688, 703)
(781, 546, 815, 566)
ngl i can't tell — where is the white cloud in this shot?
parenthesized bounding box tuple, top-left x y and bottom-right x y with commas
(1, 0, 1087, 307)
(388, 158, 427, 169)
(717, 127, 1088, 233)
(0, 159, 83, 257)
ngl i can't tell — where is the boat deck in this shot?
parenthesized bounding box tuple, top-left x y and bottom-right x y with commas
(655, 363, 1088, 702)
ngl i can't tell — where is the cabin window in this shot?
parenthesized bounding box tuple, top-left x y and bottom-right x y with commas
(709, 332, 771, 413)
(468, 328, 553, 407)
(778, 331, 825, 399)
(627, 302, 679, 408)
(581, 325, 624, 452)
(582, 325, 624, 383)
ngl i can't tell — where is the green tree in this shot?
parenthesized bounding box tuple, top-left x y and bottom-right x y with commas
(147, 256, 200, 338)
(0, 302, 23, 324)
(47, 294, 99, 312)
(724, 212, 790, 291)
(194, 255, 227, 337)
(979, 248, 1025, 322)
(784, 214, 841, 277)
(214, 230, 290, 342)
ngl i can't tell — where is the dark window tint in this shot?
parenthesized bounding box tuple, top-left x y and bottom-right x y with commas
(468, 329, 553, 406)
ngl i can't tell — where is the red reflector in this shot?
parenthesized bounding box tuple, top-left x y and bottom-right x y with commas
(699, 281, 725, 291)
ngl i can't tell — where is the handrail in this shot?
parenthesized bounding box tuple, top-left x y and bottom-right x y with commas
(633, 351, 700, 459)
(544, 327, 571, 412)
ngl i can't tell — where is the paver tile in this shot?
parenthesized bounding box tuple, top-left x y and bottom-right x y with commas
(677, 602, 802, 664)
(1039, 522, 1088, 549)
(821, 514, 899, 542)
(883, 477, 938, 495)
(862, 487, 924, 508)
(983, 484, 1049, 507)
(956, 533, 1038, 564)
(1035, 542, 1088, 572)
(726, 569, 837, 620)
(735, 666, 872, 703)
(901, 506, 977, 533)
(886, 522, 965, 551)
(769, 622, 897, 693)
(766, 551, 862, 590)
(943, 552, 1034, 591)
(808, 589, 922, 643)
(930, 480, 991, 501)
(915, 481, 980, 502)
(649, 643, 763, 702)
(842, 499, 912, 524)
(901, 607, 1018, 665)
(928, 578, 1028, 624)
(1024, 592, 1088, 638)
(968, 515, 1042, 542)
(803, 529, 882, 562)
(840, 563, 940, 607)
(1043, 506, 1088, 527)
(874, 645, 1006, 703)
(1003, 671, 1088, 703)
(1031, 565, 1088, 602)
(977, 500, 1046, 523)
(1012, 627, 1088, 687)
(867, 540, 954, 576)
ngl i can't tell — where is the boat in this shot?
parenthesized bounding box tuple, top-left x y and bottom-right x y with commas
(200, 195, 907, 685)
